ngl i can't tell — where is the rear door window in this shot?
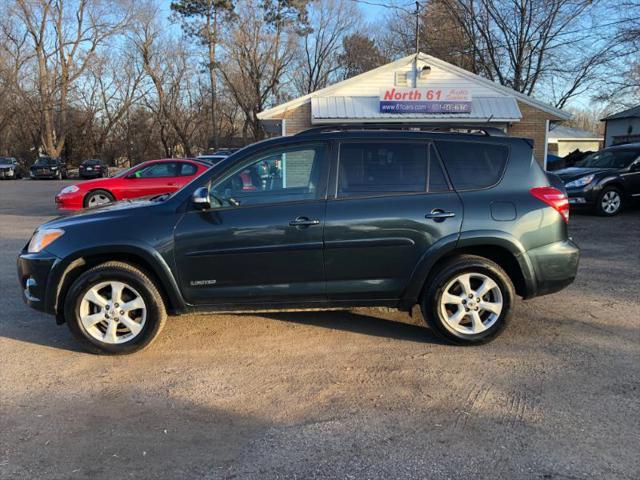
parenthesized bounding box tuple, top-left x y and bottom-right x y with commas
(337, 143, 428, 197)
(435, 141, 509, 190)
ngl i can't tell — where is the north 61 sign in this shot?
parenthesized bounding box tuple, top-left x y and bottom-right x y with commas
(379, 87, 472, 114)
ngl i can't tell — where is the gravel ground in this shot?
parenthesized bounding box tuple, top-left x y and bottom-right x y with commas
(1, 179, 639, 480)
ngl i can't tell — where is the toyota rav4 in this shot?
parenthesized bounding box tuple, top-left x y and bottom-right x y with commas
(17, 126, 580, 354)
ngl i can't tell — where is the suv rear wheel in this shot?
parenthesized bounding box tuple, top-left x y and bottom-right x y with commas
(64, 262, 167, 354)
(422, 255, 514, 345)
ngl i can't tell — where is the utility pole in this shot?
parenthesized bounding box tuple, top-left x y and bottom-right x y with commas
(415, 1, 420, 55)
(413, 1, 421, 87)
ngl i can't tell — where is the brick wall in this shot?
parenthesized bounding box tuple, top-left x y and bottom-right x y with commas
(274, 101, 312, 135)
(507, 101, 561, 165)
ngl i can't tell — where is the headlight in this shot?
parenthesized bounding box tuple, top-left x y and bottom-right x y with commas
(50, 166, 58, 170)
(565, 174, 595, 188)
(59, 185, 79, 195)
(27, 228, 65, 253)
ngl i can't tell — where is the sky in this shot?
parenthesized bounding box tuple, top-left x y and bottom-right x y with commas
(158, 0, 631, 112)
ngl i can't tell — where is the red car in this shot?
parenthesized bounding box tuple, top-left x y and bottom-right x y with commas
(55, 159, 209, 210)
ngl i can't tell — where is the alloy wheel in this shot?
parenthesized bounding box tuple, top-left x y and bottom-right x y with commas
(79, 281, 147, 344)
(439, 272, 503, 335)
(88, 193, 112, 207)
(601, 191, 621, 214)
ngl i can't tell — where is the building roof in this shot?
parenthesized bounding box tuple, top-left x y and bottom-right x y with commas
(258, 52, 570, 121)
(601, 105, 640, 121)
(548, 124, 602, 141)
(311, 96, 522, 123)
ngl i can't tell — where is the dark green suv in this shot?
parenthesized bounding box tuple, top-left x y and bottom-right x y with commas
(17, 126, 579, 354)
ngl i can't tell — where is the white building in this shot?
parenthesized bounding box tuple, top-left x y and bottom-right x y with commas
(601, 105, 640, 147)
(548, 125, 603, 157)
(258, 52, 570, 166)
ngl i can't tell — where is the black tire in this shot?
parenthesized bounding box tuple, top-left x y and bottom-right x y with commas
(64, 261, 167, 354)
(595, 186, 623, 216)
(421, 255, 515, 345)
(83, 189, 115, 208)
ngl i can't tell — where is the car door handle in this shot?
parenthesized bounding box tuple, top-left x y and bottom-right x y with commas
(425, 209, 456, 221)
(289, 216, 321, 227)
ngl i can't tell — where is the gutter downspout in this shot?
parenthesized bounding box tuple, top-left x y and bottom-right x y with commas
(543, 119, 550, 170)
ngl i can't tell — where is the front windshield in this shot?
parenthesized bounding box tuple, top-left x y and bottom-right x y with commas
(113, 164, 139, 178)
(34, 158, 57, 166)
(576, 150, 639, 169)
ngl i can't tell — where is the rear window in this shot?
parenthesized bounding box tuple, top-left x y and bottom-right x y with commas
(180, 162, 198, 176)
(435, 141, 509, 190)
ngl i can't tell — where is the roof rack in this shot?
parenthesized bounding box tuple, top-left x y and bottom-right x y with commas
(295, 124, 507, 137)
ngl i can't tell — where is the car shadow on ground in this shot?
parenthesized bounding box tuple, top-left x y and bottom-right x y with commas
(253, 310, 447, 345)
(1, 314, 87, 354)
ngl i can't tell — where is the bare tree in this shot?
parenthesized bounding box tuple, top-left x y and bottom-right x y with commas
(12, 0, 133, 157)
(292, 0, 358, 95)
(171, 0, 234, 149)
(132, 7, 203, 157)
(77, 51, 145, 160)
(218, 0, 308, 140)
(436, 0, 614, 106)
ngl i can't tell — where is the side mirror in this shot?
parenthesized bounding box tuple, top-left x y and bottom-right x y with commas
(192, 187, 211, 209)
(631, 162, 640, 172)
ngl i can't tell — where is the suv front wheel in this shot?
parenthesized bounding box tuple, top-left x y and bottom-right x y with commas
(64, 261, 167, 354)
(422, 255, 514, 345)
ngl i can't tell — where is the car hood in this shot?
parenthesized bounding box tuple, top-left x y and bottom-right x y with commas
(554, 167, 616, 183)
(73, 177, 118, 190)
(42, 198, 158, 229)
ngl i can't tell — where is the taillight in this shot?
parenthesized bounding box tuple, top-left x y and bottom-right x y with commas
(530, 186, 569, 223)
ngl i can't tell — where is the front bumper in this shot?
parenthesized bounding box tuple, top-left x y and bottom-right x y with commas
(55, 194, 83, 210)
(0, 169, 16, 178)
(31, 173, 58, 179)
(566, 184, 602, 207)
(17, 251, 59, 314)
(526, 239, 580, 297)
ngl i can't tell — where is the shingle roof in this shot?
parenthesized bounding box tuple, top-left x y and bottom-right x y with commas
(548, 124, 602, 140)
(601, 105, 640, 121)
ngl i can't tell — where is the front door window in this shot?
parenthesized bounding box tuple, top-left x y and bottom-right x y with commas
(210, 144, 326, 207)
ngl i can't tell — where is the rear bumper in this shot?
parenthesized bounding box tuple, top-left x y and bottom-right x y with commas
(17, 251, 59, 314)
(525, 239, 580, 297)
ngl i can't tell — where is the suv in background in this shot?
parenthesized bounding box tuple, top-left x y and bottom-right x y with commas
(0, 157, 24, 179)
(555, 143, 640, 216)
(17, 125, 579, 354)
(79, 159, 109, 179)
(30, 157, 67, 180)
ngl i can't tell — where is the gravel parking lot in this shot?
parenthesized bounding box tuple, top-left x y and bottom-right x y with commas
(1, 179, 639, 480)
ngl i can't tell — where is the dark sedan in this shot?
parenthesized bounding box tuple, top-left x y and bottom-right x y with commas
(556, 144, 640, 216)
(30, 157, 68, 180)
(79, 159, 109, 179)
